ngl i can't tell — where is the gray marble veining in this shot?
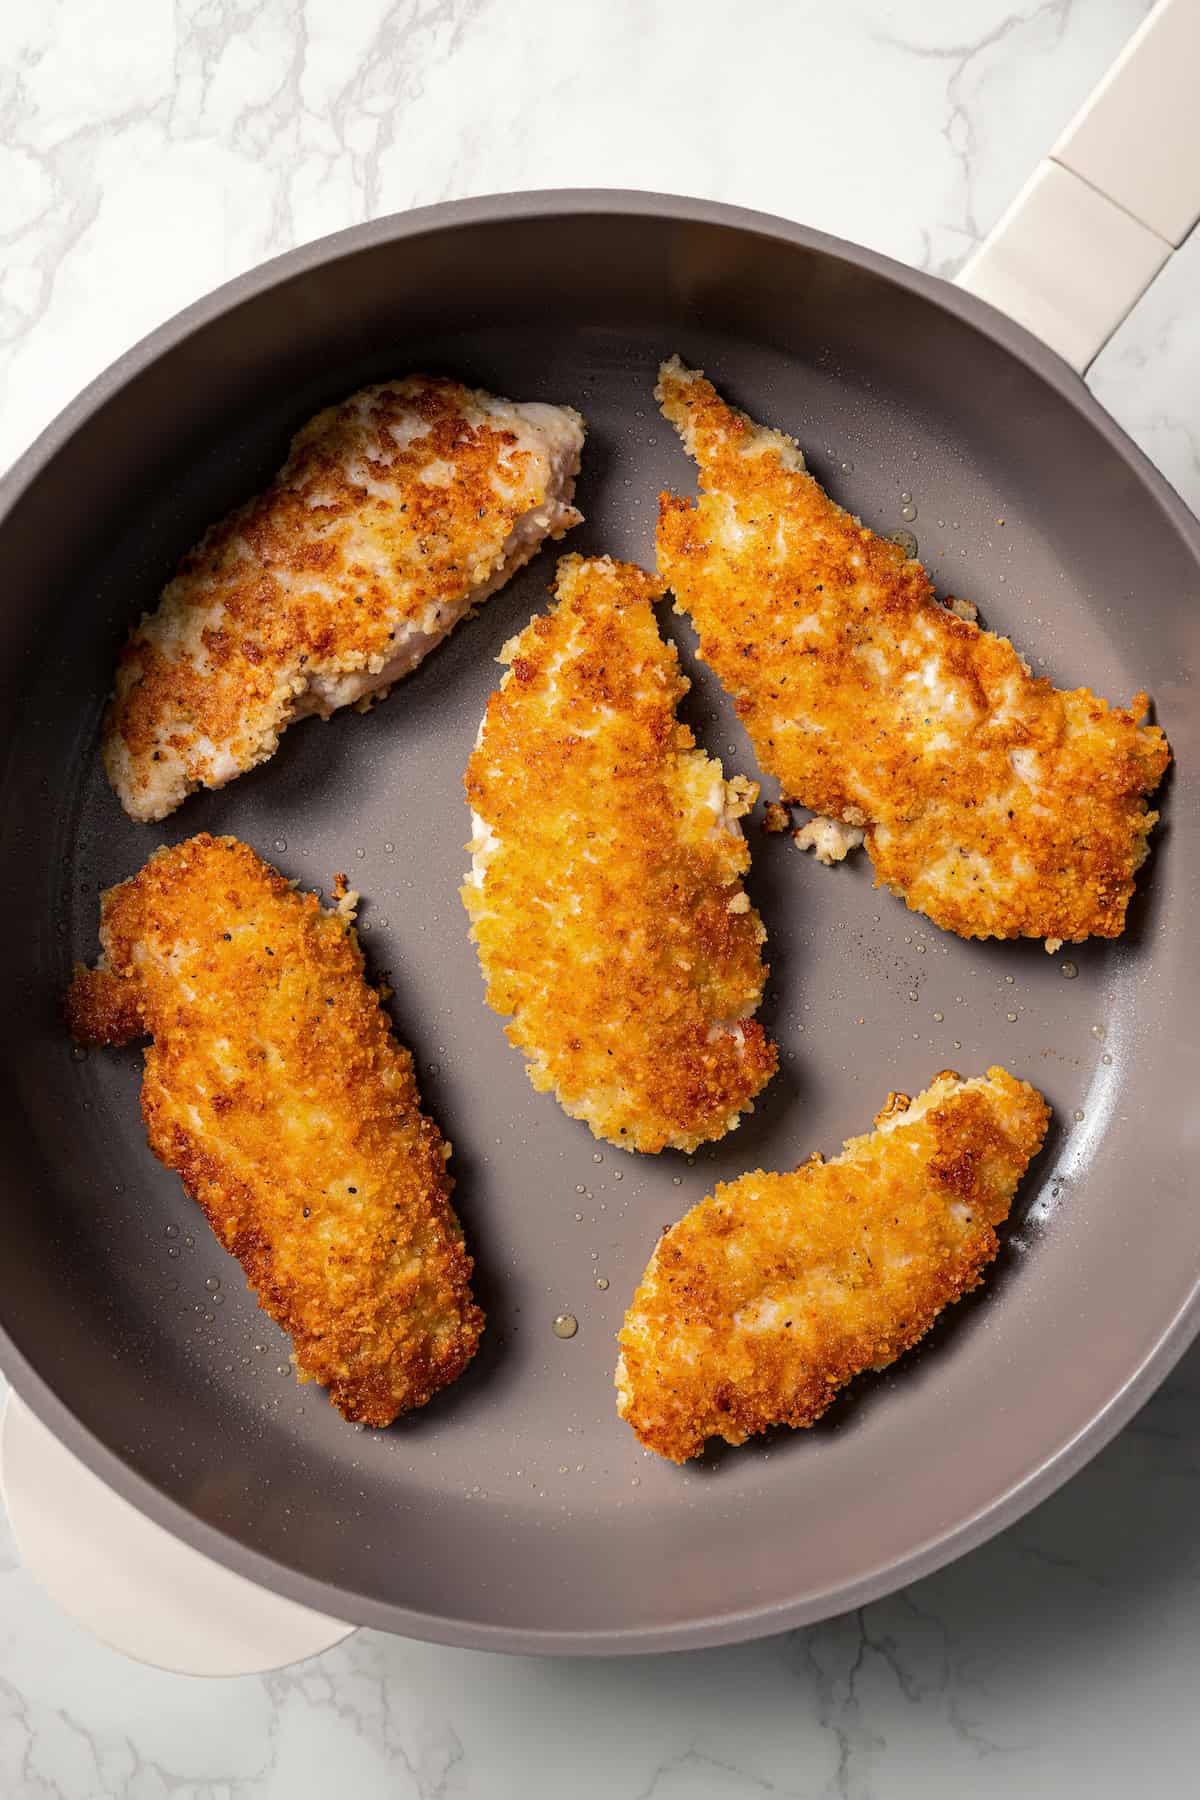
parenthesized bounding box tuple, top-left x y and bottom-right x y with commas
(1, 2, 1196, 1794)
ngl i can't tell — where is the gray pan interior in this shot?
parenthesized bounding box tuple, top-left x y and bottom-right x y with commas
(0, 194, 1197, 1655)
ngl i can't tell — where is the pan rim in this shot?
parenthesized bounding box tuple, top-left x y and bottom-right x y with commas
(1, 188, 1197, 1656)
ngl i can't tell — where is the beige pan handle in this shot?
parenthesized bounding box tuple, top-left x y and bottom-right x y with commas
(956, 0, 1200, 373)
(0, 1390, 352, 1676)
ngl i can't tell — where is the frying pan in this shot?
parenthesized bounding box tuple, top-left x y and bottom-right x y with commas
(1, 4, 1198, 1657)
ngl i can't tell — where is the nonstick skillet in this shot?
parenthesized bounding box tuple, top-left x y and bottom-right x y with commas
(0, 6, 1197, 1655)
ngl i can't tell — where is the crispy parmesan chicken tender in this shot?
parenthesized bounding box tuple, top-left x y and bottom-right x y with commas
(617, 1066, 1049, 1462)
(105, 377, 585, 821)
(462, 553, 777, 1154)
(657, 357, 1170, 945)
(65, 834, 482, 1426)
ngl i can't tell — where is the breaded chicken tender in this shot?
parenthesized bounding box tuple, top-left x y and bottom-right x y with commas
(105, 377, 585, 820)
(657, 357, 1169, 945)
(617, 1066, 1049, 1461)
(463, 553, 777, 1154)
(65, 834, 482, 1426)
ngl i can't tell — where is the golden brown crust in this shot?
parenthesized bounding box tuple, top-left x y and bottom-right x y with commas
(463, 553, 777, 1153)
(656, 359, 1170, 943)
(104, 378, 583, 819)
(616, 1066, 1049, 1461)
(65, 834, 482, 1425)
(64, 964, 145, 1047)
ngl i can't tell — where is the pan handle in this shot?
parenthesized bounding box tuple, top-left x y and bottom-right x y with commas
(0, 1388, 354, 1675)
(955, 0, 1200, 375)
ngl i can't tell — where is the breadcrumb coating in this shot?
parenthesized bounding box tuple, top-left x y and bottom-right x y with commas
(656, 357, 1169, 944)
(462, 553, 777, 1154)
(104, 377, 585, 820)
(617, 1066, 1049, 1462)
(65, 834, 482, 1426)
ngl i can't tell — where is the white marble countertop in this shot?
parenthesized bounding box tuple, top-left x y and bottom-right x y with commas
(3, 0, 1198, 1793)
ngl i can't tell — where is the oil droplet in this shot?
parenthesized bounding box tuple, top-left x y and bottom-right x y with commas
(889, 529, 918, 558)
(69, 1044, 89, 1062)
(355, 847, 365, 859)
(575, 1184, 586, 1194)
(932, 1011, 944, 1023)
(558, 1465, 569, 1475)
(1006, 1011, 1018, 1022)
(184, 1235, 194, 1249)
(1073, 1108, 1085, 1122)
(900, 491, 913, 505)
(165, 1224, 179, 1239)
(613, 1170, 624, 1181)
(205, 1276, 220, 1291)
(592, 1152, 603, 1163)
(908, 990, 919, 1002)
(672, 1176, 682, 1185)
(1060, 961, 1078, 979)
(167, 1247, 180, 1259)
(1005, 974, 1015, 984)
(840, 460, 854, 474)
(273, 838, 287, 853)
(384, 842, 394, 853)
(552, 1313, 578, 1339)
(1091, 1024, 1105, 1039)
(595, 1276, 609, 1290)
(1101, 1052, 1112, 1064)
(631, 1476, 641, 1487)
(900, 502, 917, 522)
(574, 1212, 583, 1222)
(212, 1292, 224, 1305)
(952, 1040, 962, 1050)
